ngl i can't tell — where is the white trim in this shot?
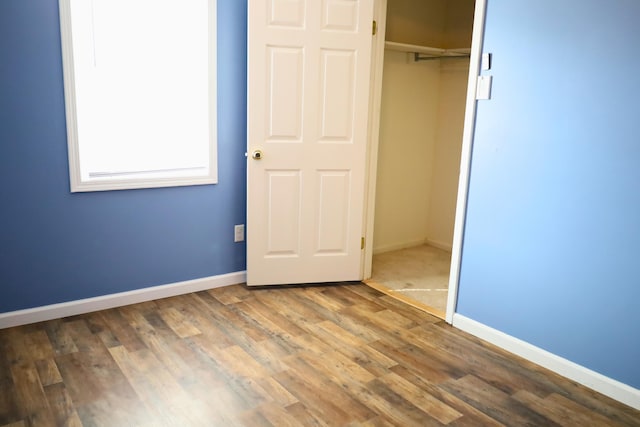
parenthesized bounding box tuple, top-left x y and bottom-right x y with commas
(69, 175, 218, 193)
(373, 239, 429, 255)
(453, 314, 640, 411)
(424, 239, 452, 253)
(58, 0, 82, 189)
(59, 0, 218, 193)
(372, 238, 452, 255)
(362, 0, 388, 281)
(445, 0, 488, 324)
(0, 271, 246, 329)
(362, 0, 487, 311)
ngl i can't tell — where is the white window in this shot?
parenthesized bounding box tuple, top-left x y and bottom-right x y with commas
(59, 0, 217, 192)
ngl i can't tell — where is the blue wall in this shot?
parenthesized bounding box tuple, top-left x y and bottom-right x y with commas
(0, 0, 248, 312)
(457, 0, 640, 389)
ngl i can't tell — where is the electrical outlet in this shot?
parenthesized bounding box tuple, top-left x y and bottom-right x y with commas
(234, 224, 245, 242)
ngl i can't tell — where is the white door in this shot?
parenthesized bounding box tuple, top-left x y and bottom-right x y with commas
(247, 0, 375, 286)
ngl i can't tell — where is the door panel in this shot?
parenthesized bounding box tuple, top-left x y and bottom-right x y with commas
(267, 47, 304, 140)
(320, 50, 356, 140)
(265, 170, 302, 256)
(316, 170, 351, 254)
(247, 0, 374, 286)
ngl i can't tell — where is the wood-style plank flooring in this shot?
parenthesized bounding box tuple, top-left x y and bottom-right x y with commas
(1, 283, 638, 426)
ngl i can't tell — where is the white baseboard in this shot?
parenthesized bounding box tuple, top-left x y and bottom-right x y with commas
(0, 271, 247, 329)
(373, 239, 426, 255)
(373, 238, 453, 255)
(453, 314, 640, 411)
(424, 238, 453, 252)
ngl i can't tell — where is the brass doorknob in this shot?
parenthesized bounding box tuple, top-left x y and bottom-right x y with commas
(251, 150, 263, 160)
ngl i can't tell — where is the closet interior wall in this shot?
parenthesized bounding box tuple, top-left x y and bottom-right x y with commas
(373, 0, 474, 254)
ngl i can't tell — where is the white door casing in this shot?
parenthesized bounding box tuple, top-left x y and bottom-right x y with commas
(361, 0, 487, 323)
(445, 0, 487, 323)
(247, 0, 375, 286)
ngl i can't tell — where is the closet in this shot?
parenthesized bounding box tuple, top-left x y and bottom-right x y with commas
(366, 0, 475, 318)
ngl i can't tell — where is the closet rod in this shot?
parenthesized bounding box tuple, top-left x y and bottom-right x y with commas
(383, 42, 471, 62)
(414, 52, 470, 62)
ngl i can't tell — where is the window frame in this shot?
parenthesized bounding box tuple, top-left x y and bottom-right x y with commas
(58, 0, 218, 192)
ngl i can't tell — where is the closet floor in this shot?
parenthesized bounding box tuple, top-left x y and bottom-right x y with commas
(365, 244, 451, 319)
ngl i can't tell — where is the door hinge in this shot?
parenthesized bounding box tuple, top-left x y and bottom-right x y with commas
(372, 20, 377, 36)
(361, 237, 365, 250)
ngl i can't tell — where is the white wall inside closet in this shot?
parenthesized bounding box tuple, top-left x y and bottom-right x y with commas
(373, 0, 474, 253)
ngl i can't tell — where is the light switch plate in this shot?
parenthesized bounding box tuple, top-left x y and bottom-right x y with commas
(476, 75, 493, 100)
(234, 224, 245, 242)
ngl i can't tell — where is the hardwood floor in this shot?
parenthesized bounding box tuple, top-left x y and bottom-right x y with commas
(1, 283, 638, 426)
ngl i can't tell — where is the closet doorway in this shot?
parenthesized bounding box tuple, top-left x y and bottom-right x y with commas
(364, 0, 477, 319)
